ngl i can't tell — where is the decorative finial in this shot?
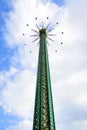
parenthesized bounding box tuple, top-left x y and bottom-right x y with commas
(35, 17, 37, 20)
(26, 24, 29, 26)
(61, 42, 63, 45)
(61, 32, 64, 34)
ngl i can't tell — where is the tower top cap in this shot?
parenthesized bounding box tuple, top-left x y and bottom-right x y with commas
(39, 28, 47, 34)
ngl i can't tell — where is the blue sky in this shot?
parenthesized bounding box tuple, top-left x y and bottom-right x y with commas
(0, 0, 87, 130)
(1, 1, 28, 130)
(0, 0, 13, 71)
(52, 0, 64, 5)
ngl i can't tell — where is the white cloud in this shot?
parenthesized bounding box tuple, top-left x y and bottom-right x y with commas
(74, 120, 87, 130)
(0, 68, 36, 119)
(6, 120, 32, 130)
(0, 0, 87, 130)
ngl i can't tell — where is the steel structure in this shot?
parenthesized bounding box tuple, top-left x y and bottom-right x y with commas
(32, 28, 56, 130)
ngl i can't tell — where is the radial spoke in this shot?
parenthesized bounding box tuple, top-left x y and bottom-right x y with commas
(47, 37, 54, 42)
(37, 41, 40, 46)
(33, 38, 39, 43)
(30, 35, 38, 37)
(48, 28, 55, 33)
(48, 34, 56, 36)
(36, 24, 40, 30)
(46, 23, 50, 29)
(31, 29, 38, 34)
(47, 41, 50, 46)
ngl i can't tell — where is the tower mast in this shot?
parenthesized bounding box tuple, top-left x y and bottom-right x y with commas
(33, 28, 56, 130)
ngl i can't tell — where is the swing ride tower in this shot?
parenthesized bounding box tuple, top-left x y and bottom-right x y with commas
(32, 26, 56, 130)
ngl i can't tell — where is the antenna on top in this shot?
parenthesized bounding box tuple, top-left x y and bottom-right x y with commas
(41, 22, 44, 28)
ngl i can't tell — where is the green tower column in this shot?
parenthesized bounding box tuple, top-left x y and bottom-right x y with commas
(33, 28, 56, 130)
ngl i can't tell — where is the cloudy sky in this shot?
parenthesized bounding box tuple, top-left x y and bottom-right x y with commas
(0, 0, 87, 130)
